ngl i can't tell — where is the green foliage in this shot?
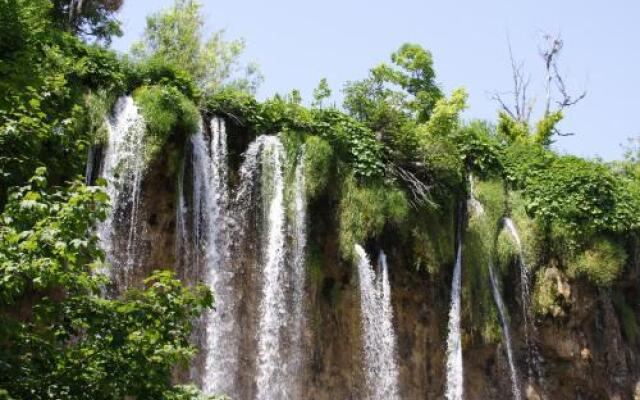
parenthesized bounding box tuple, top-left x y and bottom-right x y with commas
(502, 143, 640, 244)
(312, 78, 332, 108)
(304, 136, 334, 199)
(532, 111, 563, 146)
(0, 168, 107, 302)
(134, 85, 199, 165)
(0, 0, 128, 201)
(371, 43, 443, 122)
(81, 89, 117, 145)
(0, 170, 212, 399)
(497, 111, 530, 144)
(132, 0, 262, 96)
(532, 267, 570, 318)
(495, 191, 540, 276)
(206, 89, 385, 180)
(421, 88, 467, 137)
(338, 175, 409, 259)
(454, 120, 503, 177)
(317, 110, 385, 180)
(463, 179, 505, 344)
(50, 0, 124, 44)
(410, 210, 455, 275)
(566, 238, 627, 287)
(127, 56, 200, 100)
(497, 110, 564, 147)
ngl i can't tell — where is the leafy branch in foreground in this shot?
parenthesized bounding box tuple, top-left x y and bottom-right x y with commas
(0, 168, 215, 400)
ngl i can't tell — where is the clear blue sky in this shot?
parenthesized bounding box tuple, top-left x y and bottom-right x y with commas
(111, 0, 640, 160)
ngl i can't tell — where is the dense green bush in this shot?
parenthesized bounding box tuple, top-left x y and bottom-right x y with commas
(502, 145, 640, 242)
(0, 169, 213, 399)
(134, 85, 199, 165)
(127, 56, 200, 100)
(338, 175, 408, 259)
(304, 135, 334, 199)
(0, 0, 128, 203)
(566, 238, 627, 286)
(463, 179, 505, 344)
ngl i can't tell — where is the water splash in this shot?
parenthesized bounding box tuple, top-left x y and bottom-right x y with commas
(97, 96, 146, 288)
(488, 261, 522, 400)
(503, 218, 546, 393)
(254, 136, 289, 400)
(355, 244, 400, 400)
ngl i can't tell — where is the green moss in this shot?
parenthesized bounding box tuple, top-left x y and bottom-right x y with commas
(133, 84, 199, 165)
(532, 267, 569, 317)
(566, 237, 627, 287)
(459, 178, 507, 344)
(304, 135, 334, 199)
(463, 204, 501, 344)
(338, 175, 409, 259)
(411, 208, 455, 275)
(496, 190, 542, 276)
(475, 179, 505, 227)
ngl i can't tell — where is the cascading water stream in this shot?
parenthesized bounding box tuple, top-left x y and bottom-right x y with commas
(254, 136, 289, 400)
(467, 174, 484, 216)
(355, 245, 400, 400)
(97, 96, 146, 288)
(445, 225, 464, 400)
(503, 218, 546, 393)
(175, 156, 191, 281)
(188, 117, 237, 397)
(488, 261, 522, 400)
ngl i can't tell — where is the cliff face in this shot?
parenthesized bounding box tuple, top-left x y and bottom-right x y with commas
(117, 120, 640, 400)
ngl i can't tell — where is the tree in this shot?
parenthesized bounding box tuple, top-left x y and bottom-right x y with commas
(0, 169, 215, 399)
(343, 43, 443, 143)
(492, 33, 587, 146)
(0, 0, 127, 205)
(132, 0, 262, 95)
(51, 0, 124, 44)
(312, 78, 331, 108)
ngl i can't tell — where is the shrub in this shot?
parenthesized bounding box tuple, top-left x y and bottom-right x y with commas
(463, 179, 505, 344)
(566, 237, 627, 287)
(304, 135, 334, 199)
(533, 267, 570, 318)
(338, 175, 408, 259)
(134, 84, 199, 165)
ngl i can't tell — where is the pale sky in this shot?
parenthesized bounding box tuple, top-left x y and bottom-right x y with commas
(111, 0, 640, 160)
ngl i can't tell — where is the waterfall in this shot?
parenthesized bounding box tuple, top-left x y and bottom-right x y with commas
(488, 261, 522, 400)
(467, 175, 484, 217)
(355, 245, 400, 400)
(97, 96, 146, 288)
(175, 156, 192, 282)
(503, 218, 545, 392)
(186, 117, 237, 397)
(445, 227, 464, 400)
(254, 136, 289, 400)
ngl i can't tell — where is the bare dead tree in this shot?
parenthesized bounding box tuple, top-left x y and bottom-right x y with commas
(492, 32, 587, 137)
(491, 36, 534, 124)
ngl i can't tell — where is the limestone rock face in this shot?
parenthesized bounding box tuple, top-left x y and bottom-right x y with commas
(121, 123, 640, 399)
